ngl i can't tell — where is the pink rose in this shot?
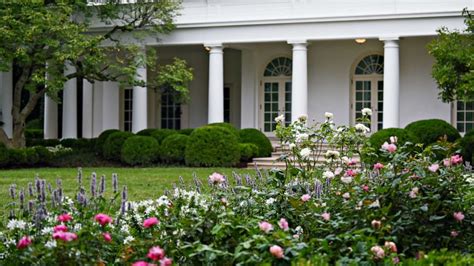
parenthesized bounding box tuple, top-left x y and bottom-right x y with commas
(371, 245, 385, 259)
(103, 232, 112, 242)
(428, 163, 439, 173)
(143, 217, 160, 228)
(453, 212, 465, 222)
(269, 245, 284, 259)
(342, 192, 350, 199)
(361, 185, 369, 192)
(53, 231, 77, 242)
(160, 257, 173, 266)
(208, 172, 225, 184)
(345, 169, 357, 177)
(371, 220, 382, 229)
(451, 230, 459, 238)
(57, 213, 73, 223)
(17, 236, 32, 249)
(132, 262, 150, 266)
(381, 142, 397, 153)
(259, 221, 273, 233)
(278, 218, 289, 231)
(443, 158, 451, 167)
(384, 241, 398, 253)
(373, 163, 384, 170)
(95, 213, 113, 226)
(53, 224, 68, 233)
(451, 154, 463, 165)
(301, 194, 311, 202)
(321, 212, 330, 221)
(148, 246, 165, 261)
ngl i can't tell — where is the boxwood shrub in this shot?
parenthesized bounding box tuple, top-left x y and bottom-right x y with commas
(178, 128, 194, 136)
(208, 122, 240, 140)
(239, 143, 259, 162)
(405, 119, 460, 146)
(96, 129, 120, 154)
(151, 129, 178, 144)
(0, 143, 9, 167)
(185, 126, 240, 167)
(103, 131, 134, 161)
(121, 136, 159, 166)
(136, 128, 157, 136)
(160, 134, 190, 164)
(367, 128, 415, 149)
(239, 128, 273, 157)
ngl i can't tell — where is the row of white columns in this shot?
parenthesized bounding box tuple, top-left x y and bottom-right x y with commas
(206, 38, 400, 128)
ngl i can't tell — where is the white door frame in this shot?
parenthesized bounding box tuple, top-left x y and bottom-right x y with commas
(259, 76, 292, 136)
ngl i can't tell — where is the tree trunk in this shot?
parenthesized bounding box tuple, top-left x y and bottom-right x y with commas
(0, 128, 11, 148)
(11, 118, 26, 148)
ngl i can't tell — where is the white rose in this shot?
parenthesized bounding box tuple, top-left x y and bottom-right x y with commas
(295, 133, 309, 142)
(300, 148, 312, 158)
(289, 143, 296, 149)
(298, 114, 308, 122)
(325, 150, 340, 159)
(341, 176, 353, 184)
(355, 123, 370, 133)
(361, 108, 372, 116)
(274, 114, 285, 124)
(323, 170, 335, 179)
(324, 112, 334, 120)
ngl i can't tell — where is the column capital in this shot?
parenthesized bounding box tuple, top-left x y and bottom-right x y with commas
(288, 40, 308, 45)
(204, 43, 224, 53)
(379, 36, 399, 45)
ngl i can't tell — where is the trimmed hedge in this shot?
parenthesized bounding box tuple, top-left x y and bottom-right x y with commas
(136, 128, 157, 136)
(367, 128, 415, 149)
(239, 143, 259, 162)
(459, 135, 474, 163)
(405, 119, 461, 146)
(103, 131, 134, 161)
(185, 126, 240, 167)
(0, 143, 9, 167)
(96, 129, 120, 155)
(26, 138, 61, 147)
(239, 128, 273, 157)
(208, 122, 240, 140)
(178, 128, 194, 136)
(121, 136, 159, 166)
(151, 129, 178, 144)
(160, 134, 190, 164)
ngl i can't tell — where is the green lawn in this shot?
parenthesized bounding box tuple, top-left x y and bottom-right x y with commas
(0, 167, 253, 219)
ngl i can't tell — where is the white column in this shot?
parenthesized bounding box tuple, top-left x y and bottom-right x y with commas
(62, 64, 77, 139)
(102, 81, 120, 131)
(206, 43, 224, 123)
(289, 40, 308, 121)
(44, 96, 58, 139)
(132, 54, 148, 132)
(82, 79, 93, 138)
(381, 37, 400, 128)
(0, 70, 13, 138)
(92, 82, 103, 137)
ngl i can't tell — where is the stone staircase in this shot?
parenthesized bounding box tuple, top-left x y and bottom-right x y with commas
(248, 137, 359, 169)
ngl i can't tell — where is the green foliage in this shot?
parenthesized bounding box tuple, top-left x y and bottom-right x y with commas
(25, 129, 44, 140)
(178, 128, 194, 136)
(96, 129, 120, 154)
(121, 136, 159, 166)
(367, 128, 415, 150)
(239, 128, 273, 157)
(405, 119, 461, 146)
(151, 129, 178, 144)
(103, 131, 134, 161)
(26, 138, 61, 147)
(154, 58, 194, 103)
(208, 122, 240, 140)
(428, 9, 474, 102)
(136, 128, 157, 136)
(459, 134, 474, 163)
(185, 126, 240, 167)
(0, 143, 8, 167)
(239, 143, 259, 162)
(60, 138, 97, 151)
(160, 134, 190, 164)
(8, 149, 26, 167)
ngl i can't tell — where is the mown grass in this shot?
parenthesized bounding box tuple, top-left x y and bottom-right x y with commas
(0, 167, 253, 219)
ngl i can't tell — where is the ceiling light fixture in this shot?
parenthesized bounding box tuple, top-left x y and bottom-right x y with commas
(355, 38, 367, 44)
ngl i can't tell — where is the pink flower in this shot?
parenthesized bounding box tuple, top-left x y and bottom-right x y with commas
(103, 232, 112, 242)
(259, 221, 273, 233)
(95, 213, 113, 226)
(17, 236, 32, 249)
(269, 245, 284, 259)
(453, 212, 465, 222)
(386, 143, 397, 153)
(53, 231, 77, 242)
(443, 158, 451, 167)
(148, 246, 165, 261)
(373, 163, 384, 170)
(160, 257, 173, 266)
(53, 225, 68, 233)
(451, 154, 463, 165)
(371, 220, 382, 229)
(301, 194, 311, 202)
(321, 212, 330, 221)
(345, 169, 357, 177)
(371, 245, 385, 260)
(393, 257, 400, 264)
(384, 241, 398, 253)
(143, 217, 160, 228)
(451, 230, 459, 238)
(278, 218, 289, 231)
(208, 172, 225, 184)
(57, 213, 73, 223)
(361, 185, 369, 192)
(428, 163, 439, 173)
(132, 262, 150, 266)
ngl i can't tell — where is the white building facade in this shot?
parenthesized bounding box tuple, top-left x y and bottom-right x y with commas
(1, 0, 473, 139)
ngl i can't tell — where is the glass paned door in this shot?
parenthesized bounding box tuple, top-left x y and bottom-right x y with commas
(353, 78, 383, 132)
(262, 80, 292, 133)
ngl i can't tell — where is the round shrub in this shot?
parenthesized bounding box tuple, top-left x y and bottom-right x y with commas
(185, 126, 240, 167)
(367, 128, 415, 149)
(96, 129, 120, 154)
(8, 149, 26, 166)
(208, 122, 240, 140)
(160, 134, 190, 164)
(103, 131, 134, 161)
(239, 128, 273, 157)
(239, 143, 259, 162)
(0, 143, 9, 167)
(121, 136, 159, 166)
(459, 135, 474, 163)
(178, 128, 194, 136)
(136, 128, 157, 136)
(151, 129, 177, 144)
(23, 147, 40, 166)
(405, 119, 461, 146)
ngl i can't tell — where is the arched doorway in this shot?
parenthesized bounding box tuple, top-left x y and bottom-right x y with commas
(260, 57, 292, 135)
(352, 54, 384, 132)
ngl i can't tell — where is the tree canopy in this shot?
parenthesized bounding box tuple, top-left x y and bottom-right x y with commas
(0, 0, 192, 148)
(428, 9, 474, 103)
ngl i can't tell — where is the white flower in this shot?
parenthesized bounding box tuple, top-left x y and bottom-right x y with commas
(265, 198, 276, 205)
(334, 167, 343, 175)
(41, 227, 53, 235)
(355, 123, 370, 133)
(324, 112, 334, 120)
(289, 143, 296, 149)
(73, 224, 82, 232)
(7, 219, 26, 230)
(342, 192, 350, 199)
(295, 133, 309, 142)
(369, 199, 380, 208)
(323, 171, 335, 179)
(361, 108, 372, 116)
(275, 114, 285, 124)
(298, 114, 308, 122)
(325, 150, 340, 159)
(390, 136, 398, 144)
(300, 148, 312, 158)
(124, 236, 135, 245)
(45, 240, 57, 249)
(341, 176, 353, 184)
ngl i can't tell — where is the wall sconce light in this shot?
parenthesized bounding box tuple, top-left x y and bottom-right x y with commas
(355, 38, 367, 44)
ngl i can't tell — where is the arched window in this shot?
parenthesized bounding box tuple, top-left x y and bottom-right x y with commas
(264, 57, 292, 77)
(355, 55, 384, 75)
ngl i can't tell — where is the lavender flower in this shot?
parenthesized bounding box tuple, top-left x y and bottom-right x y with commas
(120, 200, 127, 215)
(19, 189, 25, 209)
(122, 186, 128, 201)
(99, 175, 106, 196)
(112, 173, 118, 193)
(90, 172, 97, 198)
(9, 184, 16, 199)
(28, 182, 34, 197)
(40, 179, 46, 203)
(47, 182, 53, 194)
(28, 200, 34, 213)
(56, 178, 62, 188)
